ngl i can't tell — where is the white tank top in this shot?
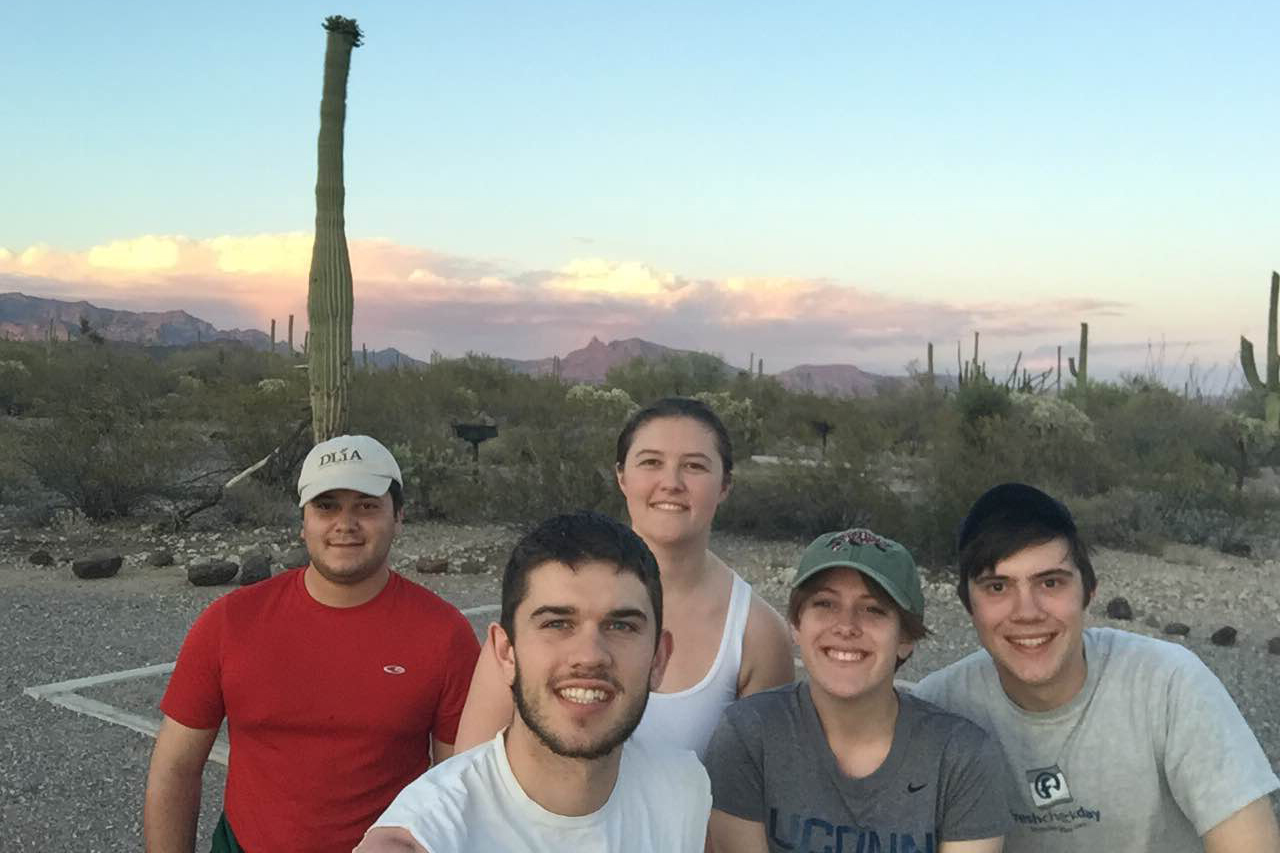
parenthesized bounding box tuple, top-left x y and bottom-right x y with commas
(630, 572, 752, 761)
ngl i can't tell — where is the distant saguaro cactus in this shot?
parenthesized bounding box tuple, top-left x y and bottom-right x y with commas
(306, 15, 363, 443)
(1068, 322, 1089, 391)
(1240, 271, 1280, 430)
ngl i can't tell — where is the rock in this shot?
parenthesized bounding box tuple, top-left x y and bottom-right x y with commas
(1268, 637, 1280, 655)
(1143, 615, 1160, 629)
(147, 549, 174, 567)
(71, 552, 123, 580)
(1210, 626, 1237, 647)
(239, 553, 272, 586)
(1104, 597, 1133, 621)
(1163, 622, 1191, 637)
(28, 550, 53, 566)
(416, 556, 449, 575)
(1220, 539, 1252, 557)
(188, 560, 239, 587)
(458, 556, 488, 575)
(280, 546, 309, 569)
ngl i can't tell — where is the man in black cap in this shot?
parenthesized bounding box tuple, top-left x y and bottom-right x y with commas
(913, 483, 1279, 852)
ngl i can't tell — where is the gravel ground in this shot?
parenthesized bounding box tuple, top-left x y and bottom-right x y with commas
(1, 518, 1277, 850)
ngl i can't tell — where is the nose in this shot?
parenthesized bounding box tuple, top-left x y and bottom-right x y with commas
(831, 609, 864, 637)
(1010, 583, 1045, 622)
(657, 462, 686, 492)
(567, 624, 612, 670)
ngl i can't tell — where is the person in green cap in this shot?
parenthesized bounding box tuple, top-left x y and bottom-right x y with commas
(704, 528, 1011, 852)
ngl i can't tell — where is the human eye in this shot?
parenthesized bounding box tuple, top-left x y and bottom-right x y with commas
(863, 603, 889, 617)
(606, 620, 640, 633)
(540, 618, 571, 631)
(810, 597, 835, 610)
(683, 460, 709, 472)
(980, 580, 1005, 595)
(636, 457, 661, 468)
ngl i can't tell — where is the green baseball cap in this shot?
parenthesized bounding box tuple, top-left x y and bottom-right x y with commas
(791, 528, 925, 619)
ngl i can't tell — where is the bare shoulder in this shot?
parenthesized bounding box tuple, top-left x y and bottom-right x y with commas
(739, 589, 795, 696)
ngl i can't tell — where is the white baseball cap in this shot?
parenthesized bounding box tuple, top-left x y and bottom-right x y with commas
(297, 435, 402, 507)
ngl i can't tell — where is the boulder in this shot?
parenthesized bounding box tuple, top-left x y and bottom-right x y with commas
(1142, 615, 1160, 629)
(28, 550, 54, 566)
(147, 549, 175, 567)
(71, 552, 123, 580)
(1104, 597, 1133, 621)
(458, 556, 488, 575)
(416, 556, 449, 575)
(280, 546, 310, 570)
(1163, 622, 1191, 637)
(239, 553, 272, 586)
(1220, 540, 1252, 557)
(188, 560, 239, 587)
(1268, 637, 1280, 656)
(1209, 626, 1237, 647)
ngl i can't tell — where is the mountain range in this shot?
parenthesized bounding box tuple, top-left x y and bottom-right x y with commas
(0, 292, 908, 396)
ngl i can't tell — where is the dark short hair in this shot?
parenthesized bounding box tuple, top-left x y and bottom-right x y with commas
(955, 483, 1096, 612)
(388, 480, 404, 516)
(500, 510, 663, 646)
(788, 567, 929, 671)
(615, 397, 733, 483)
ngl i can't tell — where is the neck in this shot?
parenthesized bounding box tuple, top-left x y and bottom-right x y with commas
(1002, 654, 1088, 712)
(302, 564, 390, 607)
(645, 539, 716, 594)
(808, 681, 900, 778)
(503, 719, 622, 817)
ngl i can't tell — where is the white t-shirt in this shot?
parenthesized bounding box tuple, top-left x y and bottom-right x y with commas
(369, 731, 711, 852)
(914, 627, 1280, 851)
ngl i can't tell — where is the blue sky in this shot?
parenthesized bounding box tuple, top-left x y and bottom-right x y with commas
(3, 1, 1277, 383)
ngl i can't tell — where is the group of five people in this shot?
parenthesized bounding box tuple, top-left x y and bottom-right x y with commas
(143, 398, 1280, 852)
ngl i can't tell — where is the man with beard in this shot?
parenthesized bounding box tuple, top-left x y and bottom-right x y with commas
(356, 510, 712, 853)
(144, 436, 479, 852)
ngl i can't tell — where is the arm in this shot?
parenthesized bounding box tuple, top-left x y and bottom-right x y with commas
(430, 737, 455, 764)
(450, 634, 513, 753)
(142, 715, 219, 852)
(939, 837, 1003, 853)
(1202, 796, 1280, 852)
(707, 809, 768, 852)
(354, 826, 429, 853)
(737, 593, 795, 697)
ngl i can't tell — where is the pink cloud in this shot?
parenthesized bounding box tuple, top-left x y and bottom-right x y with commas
(1, 232, 1145, 374)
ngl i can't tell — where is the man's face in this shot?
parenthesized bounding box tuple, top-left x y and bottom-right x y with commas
(967, 536, 1088, 711)
(301, 488, 401, 586)
(495, 560, 671, 760)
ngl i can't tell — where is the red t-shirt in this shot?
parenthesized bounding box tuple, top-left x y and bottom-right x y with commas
(161, 568, 480, 852)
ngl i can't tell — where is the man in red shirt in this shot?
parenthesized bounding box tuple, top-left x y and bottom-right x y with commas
(143, 435, 480, 852)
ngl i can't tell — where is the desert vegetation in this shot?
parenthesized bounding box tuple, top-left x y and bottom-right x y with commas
(1, 328, 1278, 566)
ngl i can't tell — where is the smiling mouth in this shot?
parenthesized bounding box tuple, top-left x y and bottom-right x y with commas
(649, 502, 687, 512)
(823, 648, 868, 663)
(1007, 634, 1054, 649)
(556, 686, 613, 704)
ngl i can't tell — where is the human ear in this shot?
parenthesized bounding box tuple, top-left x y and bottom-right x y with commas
(490, 623, 517, 688)
(648, 629, 674, 690)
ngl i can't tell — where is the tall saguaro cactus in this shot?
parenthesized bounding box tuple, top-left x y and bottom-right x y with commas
(307, 15, 363, 443)
(1068, 322, 1089, 391)
(1241, 271, 1280, 430)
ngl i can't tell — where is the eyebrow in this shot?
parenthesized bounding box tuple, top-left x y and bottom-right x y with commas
(978, 567, 1074, 582)
(527, 605, 649, 624)
(633, 448, 713, 460)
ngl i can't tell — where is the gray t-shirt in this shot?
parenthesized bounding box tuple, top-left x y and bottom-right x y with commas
(913, 627, 1280, 852)
(705, 682, 1011, 853)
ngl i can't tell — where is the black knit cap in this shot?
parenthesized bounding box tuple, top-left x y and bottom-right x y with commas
(957, 482, 1077, 552)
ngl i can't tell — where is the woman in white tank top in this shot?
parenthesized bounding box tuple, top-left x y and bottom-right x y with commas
(453, 398, 795, 759)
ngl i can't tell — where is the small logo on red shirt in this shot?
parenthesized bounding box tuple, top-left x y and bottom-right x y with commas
(383, 665, 406, 675)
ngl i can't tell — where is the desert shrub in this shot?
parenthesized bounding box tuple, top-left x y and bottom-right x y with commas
(954, 382, 1013, 434)
(393, 435, 485, 520)
(605, 352, 732, 402)
(472, 423, 619, 523)
(218, 479, 299, 528)
(715, 461, 906, 541)
(692, 391, 763, 458)
(22, 416, 207, 519)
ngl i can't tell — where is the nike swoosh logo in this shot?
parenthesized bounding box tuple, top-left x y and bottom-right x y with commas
(907, 783, 927, 793)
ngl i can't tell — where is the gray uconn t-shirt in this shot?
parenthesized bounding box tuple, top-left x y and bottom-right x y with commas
(705, 683, 1010, 853)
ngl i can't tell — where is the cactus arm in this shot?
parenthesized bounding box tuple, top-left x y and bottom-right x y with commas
(1068, 356, 1078, 378)
(1241, 336, 1264, 391)
(1267, 271, 1278, 388)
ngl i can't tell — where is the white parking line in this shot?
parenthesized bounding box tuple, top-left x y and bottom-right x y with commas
(22, 603, 504, 766)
